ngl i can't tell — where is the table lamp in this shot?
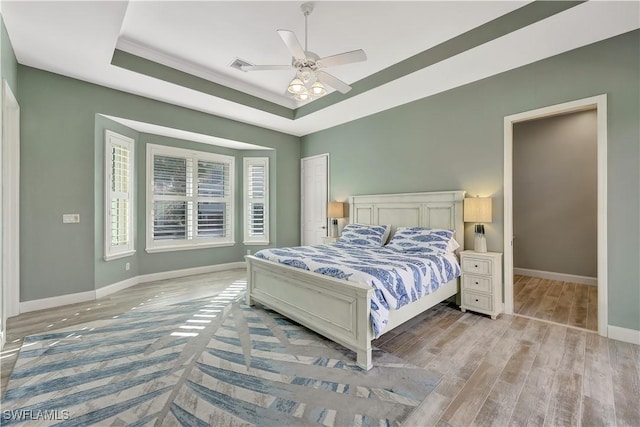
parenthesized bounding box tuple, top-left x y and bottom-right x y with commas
(463, 196, 492, 253)
(327, 201, 345, 238)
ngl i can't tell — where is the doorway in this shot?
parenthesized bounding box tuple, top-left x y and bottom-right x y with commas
(504, 95, 608, 337)
(301, 154, 328, 246)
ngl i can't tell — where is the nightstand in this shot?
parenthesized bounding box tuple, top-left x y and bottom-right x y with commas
(322, 236, 339, 244)
(459, 250, 503, 319)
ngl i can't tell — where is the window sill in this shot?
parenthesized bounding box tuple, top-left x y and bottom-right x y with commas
(243, 241, 270, 246)
(146, 241, 235, 254)
(104, 250, 136, 262)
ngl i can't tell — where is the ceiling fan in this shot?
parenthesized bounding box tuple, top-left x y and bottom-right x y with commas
(239, 2, 367, 102)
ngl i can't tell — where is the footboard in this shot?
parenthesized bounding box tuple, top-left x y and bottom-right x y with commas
(245, 255, 374, 370)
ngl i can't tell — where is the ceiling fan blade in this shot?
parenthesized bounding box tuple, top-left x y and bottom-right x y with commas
(277, 29, 306, 61)
(316, 71, 352, 94)
(316, 49, 367, 68)
(241, 64, 292, 71)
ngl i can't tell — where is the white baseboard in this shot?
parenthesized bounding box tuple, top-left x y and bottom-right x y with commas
(514, 268, 597, 286)
(94, 276, 139, 300)
(608, 325, 640, 346)
(20, 262, 246, 314)
(20, 290, 96, 314)
(138, 262, 246, 284)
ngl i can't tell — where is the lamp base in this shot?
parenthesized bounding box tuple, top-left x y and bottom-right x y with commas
(474, 233, 487, 253)
(331, 219, 339, 238)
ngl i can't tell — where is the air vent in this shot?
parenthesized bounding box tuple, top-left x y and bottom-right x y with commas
(230, 58, 253, 72)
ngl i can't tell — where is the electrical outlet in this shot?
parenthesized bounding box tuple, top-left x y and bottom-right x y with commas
(62, 214, 80, 224)
(246, 250, 251, 255)
(125, 262, 130, 271)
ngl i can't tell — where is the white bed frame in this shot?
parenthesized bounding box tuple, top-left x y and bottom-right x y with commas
(246, 190, 465, 370)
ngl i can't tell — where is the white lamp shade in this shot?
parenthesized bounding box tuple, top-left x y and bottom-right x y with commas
(310, 81, 327, 97)
(287, 78, 305, 94)
(294, 90, 311, 102)
(464, 197, 492, 223)
(327, 201, 345, 218)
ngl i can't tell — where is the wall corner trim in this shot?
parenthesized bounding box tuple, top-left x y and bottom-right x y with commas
(19, 262, 247, 314)
(607, 325, 640, 346)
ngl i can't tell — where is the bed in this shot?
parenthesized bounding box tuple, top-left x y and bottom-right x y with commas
(245, 190, 465, 370)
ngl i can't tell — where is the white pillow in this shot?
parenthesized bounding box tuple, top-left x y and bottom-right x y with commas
(338, 224, 390, 247)
(386, 227, 458, 253)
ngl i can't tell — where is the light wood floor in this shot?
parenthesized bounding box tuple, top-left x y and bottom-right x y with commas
(514, 275, 597, 331)
(0, 269, 247, 398)
(2, 270, 639, 427)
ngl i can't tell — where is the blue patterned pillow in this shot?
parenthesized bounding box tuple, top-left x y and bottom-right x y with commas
(338, 224, 390, 247)
(386, 227, 459, 253)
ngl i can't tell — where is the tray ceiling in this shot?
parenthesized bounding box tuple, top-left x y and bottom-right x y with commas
(2, 1, 638, 136)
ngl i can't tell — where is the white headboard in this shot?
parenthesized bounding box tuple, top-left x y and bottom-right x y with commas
(348, 190, 466, 251)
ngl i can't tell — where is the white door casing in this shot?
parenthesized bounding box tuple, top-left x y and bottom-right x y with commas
(0, 80, 3, 348)
(2, 80, 20, 348)
(504, 94, 607, 337)
(301, 154, 328, 246)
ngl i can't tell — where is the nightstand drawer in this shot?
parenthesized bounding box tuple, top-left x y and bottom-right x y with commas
(462, 291, 493, 312)
(462, 274, 492, 293)
(461, 257, 491, 275)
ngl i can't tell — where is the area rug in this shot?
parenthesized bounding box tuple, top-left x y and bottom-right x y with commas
(2, 287, 439, 426)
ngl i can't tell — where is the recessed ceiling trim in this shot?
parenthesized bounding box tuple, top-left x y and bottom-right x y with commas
(111, 49, 295, 120)
(295, 0, 583, 119)
(117, 36, 297, 109)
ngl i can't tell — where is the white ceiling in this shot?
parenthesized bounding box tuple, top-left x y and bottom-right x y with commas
(2, 1, 639, 138)
(117, 1, 526, 107)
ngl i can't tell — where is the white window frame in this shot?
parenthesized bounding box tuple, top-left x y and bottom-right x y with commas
(243, 157, 269, 245)
(104, 130, 135, 261)
(146, 144, 235, 253)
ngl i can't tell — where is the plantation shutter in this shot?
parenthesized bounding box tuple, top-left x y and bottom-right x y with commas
(243, 157, 269, 244)
(105, 131, 135, 261)
(197, 160, 231, 238)
(111, 144, 130, 246)
(147, 144, 235, 252)
(152, 156, 189, 240)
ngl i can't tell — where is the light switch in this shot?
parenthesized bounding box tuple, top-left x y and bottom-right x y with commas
(63, 214, 80, 224)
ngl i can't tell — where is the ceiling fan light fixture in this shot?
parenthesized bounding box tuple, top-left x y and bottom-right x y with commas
(297, 68, 312, 83)
(287, 78, 305, 94)
(310, 81, 327, 97)
(294, 89, 311, 102)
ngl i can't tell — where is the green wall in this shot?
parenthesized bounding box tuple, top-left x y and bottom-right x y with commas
(19, 65, 300, 301)
(302, 30, 640, 332)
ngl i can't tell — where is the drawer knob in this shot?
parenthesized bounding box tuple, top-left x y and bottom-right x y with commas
(474, 264, 478, 268)
(475, 298, 479, 302)
(475, 281, 479, 285)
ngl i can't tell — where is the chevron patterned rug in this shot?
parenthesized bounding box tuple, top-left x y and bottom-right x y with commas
(2, 284, 439, 426)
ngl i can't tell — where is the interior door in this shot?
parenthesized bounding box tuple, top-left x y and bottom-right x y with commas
(301, 154, 328, 245)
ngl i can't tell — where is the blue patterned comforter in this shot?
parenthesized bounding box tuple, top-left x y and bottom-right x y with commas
(255, 243, 461, 337)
